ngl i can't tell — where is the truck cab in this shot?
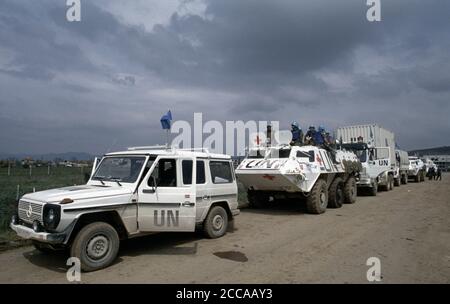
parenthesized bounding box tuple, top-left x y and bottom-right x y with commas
(337, 142, 394, 195)
(10, 146, 239, 271)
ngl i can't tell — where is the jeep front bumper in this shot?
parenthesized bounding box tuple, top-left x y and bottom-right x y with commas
(10, 223, 67, 244)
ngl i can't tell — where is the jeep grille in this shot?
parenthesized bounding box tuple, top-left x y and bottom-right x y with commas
(18, 200, 44, 224)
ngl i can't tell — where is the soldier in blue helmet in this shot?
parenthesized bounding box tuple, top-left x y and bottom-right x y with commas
(304, 125, 316, 145)
(290, 121, 304, 146)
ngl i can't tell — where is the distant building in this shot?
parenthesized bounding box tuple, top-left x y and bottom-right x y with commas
(427, 155, 450, 172)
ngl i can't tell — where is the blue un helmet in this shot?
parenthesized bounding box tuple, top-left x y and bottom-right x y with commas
(291, 121, 299, 129)
(309, 125, 315, 130)
(318, 125, 325, 133)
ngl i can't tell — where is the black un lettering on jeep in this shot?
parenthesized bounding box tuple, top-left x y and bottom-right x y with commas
(154, 210, 179, 227)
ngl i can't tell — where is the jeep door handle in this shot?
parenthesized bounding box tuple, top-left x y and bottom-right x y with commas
(182, 202, 195, 207)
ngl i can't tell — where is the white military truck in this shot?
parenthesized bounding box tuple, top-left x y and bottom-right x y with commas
(335, 124, 397, 196)
(235, 131, 361, 214)
(408, 156, 425, 182)
(394, 149, 410, 186)
(10, 146, 239, 271)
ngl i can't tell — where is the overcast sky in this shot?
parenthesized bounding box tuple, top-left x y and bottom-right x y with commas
(0, 0, 449, 155)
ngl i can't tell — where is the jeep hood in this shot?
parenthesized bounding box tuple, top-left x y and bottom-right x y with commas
(21, 185, 133, 204)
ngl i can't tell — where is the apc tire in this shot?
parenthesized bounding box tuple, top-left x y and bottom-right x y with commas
(247, 191, 265, 208)
(343, 177, 357, 204)
(328, 178, 344, 209)
(203, 206, 228, 239)
(70, 222, 120, 272)
(394, 177, 401, 187)
(306, 179, 328, 214)
(414, 175, 420, 183)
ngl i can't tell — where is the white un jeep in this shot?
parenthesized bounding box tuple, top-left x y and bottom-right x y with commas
(10, 146, 239, 271)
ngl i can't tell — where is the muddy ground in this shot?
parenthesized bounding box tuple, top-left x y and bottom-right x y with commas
(0, 175, 448, 283)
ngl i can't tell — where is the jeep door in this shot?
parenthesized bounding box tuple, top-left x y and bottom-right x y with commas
(137, 157, 196, 232)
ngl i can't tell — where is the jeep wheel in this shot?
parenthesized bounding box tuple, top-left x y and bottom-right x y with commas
(328, 178, 344, 209)
(33, 241, 55, 254)
(343, 177, 357, 204)
(203, 206, 228, 239)
(306, 179, 328, 214)
(70, 222, 120, 272)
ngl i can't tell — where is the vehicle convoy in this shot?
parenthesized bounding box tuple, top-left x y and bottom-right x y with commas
(10, 146, 239, 271)
(235, 131, 362, 214)
(408, 156, 426, 182)
(395, 150, 410, 186)
(335, 124, 397, 196)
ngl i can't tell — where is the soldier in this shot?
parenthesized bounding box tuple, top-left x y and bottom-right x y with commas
(304, 126, 316, 145)
(290, 121, 304, 146)
(436, 167, 442, 181)
(314, 126, 326, 147)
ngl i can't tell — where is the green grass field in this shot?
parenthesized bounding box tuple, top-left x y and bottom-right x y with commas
(0, 166, 91, 233)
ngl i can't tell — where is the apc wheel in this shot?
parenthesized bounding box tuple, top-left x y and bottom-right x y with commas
(343, 177, 357, 204)
(369, 182, 378, 196)
(328, 178, 344, 209)
(203, 206, 228, 239)
(70, 222, 119, 272)
(32, 241, 55, 254)
(247, 191, 266, 208)
(394, 177, 401, 187)
(306, 179, 328, 214)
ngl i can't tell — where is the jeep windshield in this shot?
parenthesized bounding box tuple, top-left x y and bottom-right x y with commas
(92, 156, 146, 183)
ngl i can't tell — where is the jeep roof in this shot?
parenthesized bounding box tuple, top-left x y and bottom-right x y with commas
(105, 146, 231, 160)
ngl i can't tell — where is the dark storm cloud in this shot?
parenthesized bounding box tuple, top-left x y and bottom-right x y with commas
(0, 0, 449, 155)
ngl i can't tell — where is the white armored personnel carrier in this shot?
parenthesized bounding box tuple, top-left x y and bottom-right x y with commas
(408, 156, 425, 182)
(235, 131, 361, 214)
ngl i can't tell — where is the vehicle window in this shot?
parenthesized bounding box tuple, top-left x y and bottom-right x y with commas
(375, 148, 389, 160)
(210, 161, 233, 184)
(296, 150, 315, 162)
(356, 150, 367, 162)
(197, 160, 206, 184)
(149, 159, 177, 187)
(182, 160, 193, 185)
(93, 157, 146, 183)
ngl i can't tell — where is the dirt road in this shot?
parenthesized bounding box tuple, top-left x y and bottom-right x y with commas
(0, 176, 449, 283)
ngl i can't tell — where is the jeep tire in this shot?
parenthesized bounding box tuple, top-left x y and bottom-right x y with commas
(306, 179, 328, 214)
(328, 178, 344, 209)
(70, 222, 120, 272)
(343, 177, 357, 204)
(204, 206, 228, 239)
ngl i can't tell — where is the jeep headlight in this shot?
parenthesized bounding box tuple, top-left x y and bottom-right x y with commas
(43, 204, 61, 230)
